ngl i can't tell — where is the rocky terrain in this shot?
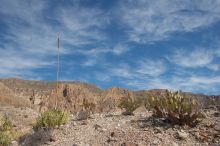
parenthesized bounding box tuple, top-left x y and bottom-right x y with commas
(0, 78, 219, 112)
(1, 107, 219, 146)
(0, 78, 219, 146)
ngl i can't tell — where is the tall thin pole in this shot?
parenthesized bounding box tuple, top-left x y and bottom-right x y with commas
(57, 34, 60, 89)
(55, 34, 60, 109)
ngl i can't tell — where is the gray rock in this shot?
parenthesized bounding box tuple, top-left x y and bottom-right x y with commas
(177, 130, 188, 140)
(76, 111, 90, 121)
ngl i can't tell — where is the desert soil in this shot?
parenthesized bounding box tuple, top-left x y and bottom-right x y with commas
(3, 108, 217, 146)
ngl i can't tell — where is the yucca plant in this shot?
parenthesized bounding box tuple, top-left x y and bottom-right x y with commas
(118, 97, 141, 115)
(34, 108, 69, 131)
(145, 90, 204, 127)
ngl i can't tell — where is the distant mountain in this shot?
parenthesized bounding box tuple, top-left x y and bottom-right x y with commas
(0, 78, 219, 112)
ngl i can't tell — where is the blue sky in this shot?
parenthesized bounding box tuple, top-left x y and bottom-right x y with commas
(0, 0, 220, 94)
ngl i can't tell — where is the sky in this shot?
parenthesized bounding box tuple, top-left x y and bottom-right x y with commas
(0, 0, 220, 95)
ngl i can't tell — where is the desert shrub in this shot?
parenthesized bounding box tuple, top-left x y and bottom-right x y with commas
(145, 90, 204, 127)
(0, 116, 12, 132)
(0, 116, 14, 146)
(0, 131, 13, 146)
(118, 97, 141, 115)
(33, 108, 69, 131)
(82, 98, 96, 112)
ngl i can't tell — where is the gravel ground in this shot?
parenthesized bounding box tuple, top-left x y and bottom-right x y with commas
(19, 110, 220, 146)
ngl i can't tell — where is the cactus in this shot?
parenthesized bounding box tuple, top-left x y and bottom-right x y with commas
(145, 90, 204, 127)
(118, 97, 141, 115)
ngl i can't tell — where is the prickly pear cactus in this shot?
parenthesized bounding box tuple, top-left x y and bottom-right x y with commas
(145, 90, 204, 127)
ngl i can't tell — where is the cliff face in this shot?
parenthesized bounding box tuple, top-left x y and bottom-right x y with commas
(0, 78, 219, 112)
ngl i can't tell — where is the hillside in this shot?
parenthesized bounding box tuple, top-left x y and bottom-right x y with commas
(0, 82, 30, 107)
(0, 78, 219, 146)
(0, 78, 219, 112)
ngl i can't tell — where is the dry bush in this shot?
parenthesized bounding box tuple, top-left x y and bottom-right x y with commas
(82, 98, 96, 112)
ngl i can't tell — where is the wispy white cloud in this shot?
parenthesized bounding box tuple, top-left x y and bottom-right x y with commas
(169, 49, 213, 67)
(190, 76, 220, 84)
(110, 64, 134, 79)
(168, 48, 220, 71)
(0, 0, 113, 77)
(117, 0, 220, 43)
(74, 44, 130, 67)
(106, 58, 166, 80)
(59, 5, 110, 45)
(123, 74, 220, 94)
(136, 59, 166, 76)
(95, 72, 111, 82)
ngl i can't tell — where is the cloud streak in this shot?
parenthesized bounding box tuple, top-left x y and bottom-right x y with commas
(117, 0, 220, 43)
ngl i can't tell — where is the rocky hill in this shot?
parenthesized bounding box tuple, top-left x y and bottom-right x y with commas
(0, 82, 30, 107)
(0, 78, 219, 112)
(0, 78, 220, 146)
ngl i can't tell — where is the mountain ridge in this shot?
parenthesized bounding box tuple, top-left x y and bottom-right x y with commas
(0, 78, 219, 112)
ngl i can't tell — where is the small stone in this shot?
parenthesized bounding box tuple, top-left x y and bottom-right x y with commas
(76, 110, 90, 121)
(152, 140, 159, 145)
(107, 137, 117, 143)
(72, 121, 77, 126)
(11, 141, 19, 146)
(121, 142, 138, 146)
(94, 124, 102, 130)
(177, 130, 188, 140)
(154, 127, 163, 133)
(110, 132, 115, 137)
(214, 124, 220, 131)
(171, 142, 179, 146)
(213, 111, 220, 117)
(194, 132, 201, 140)
(49, 136, 56, 142)
(81, 121, 88, 125)
(101, 128, 107, 132)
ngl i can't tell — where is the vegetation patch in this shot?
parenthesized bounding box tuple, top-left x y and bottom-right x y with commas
(82, 98, 96, 113)
(33, 108, 69, 131)
(0, 116, 15, 146)
(118, 97, 141, 115)
(145, 90, 205, 127)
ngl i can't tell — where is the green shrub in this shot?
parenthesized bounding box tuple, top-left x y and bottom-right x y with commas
(0, 131, 13, 146)
(0, 116, 14, 146)
(34, 108, 69, 131)
(1, 116, 12, 132)
(145, 90, 204, 127)
(118, 97, 141, 115)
